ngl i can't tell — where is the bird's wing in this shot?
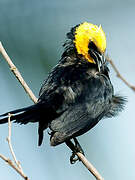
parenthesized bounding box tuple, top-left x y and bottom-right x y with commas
(38, 58, 84, 113)
(50, 74, 113, 146)
(50, 103, 101, 134)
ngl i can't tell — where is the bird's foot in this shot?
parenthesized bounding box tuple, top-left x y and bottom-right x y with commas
(70, 138, 85, 164)
(70, 152, 78, 164)
(65, 138, 85, 164)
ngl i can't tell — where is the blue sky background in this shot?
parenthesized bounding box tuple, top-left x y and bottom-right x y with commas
(0, 0, 135, 179)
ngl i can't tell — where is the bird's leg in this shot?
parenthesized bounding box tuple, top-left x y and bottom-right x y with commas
(73, 137, 85, 156)
(65, 138, 85, 164)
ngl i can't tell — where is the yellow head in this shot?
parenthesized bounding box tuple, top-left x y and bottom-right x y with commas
(74, 22, 106, 63)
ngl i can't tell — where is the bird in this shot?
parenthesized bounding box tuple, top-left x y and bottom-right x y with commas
(0, 22, 125, 163)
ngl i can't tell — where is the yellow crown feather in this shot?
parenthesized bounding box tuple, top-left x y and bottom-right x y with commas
(74, 22, 106, 63)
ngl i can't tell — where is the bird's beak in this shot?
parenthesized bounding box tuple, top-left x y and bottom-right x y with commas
(92, 51, 105, 72)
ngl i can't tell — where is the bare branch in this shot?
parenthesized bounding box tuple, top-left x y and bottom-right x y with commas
(106, 56, 135, 92)
(77, 152, 104, 180)
(0, 42, 37, 103)
(0, 114, 29, 180)
(0, 154, 29, 180)
(7, 113, 23, 172)
(0, 41, 104, 180)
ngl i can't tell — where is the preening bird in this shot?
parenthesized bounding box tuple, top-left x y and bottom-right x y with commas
(0, 22, 125, 163)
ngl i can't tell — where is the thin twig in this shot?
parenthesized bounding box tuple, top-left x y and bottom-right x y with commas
(106, 56, 135, 92)
(0, 42, 37, 103)
(0, 114, 29, 180)
(0, 154, 29, 180)
(0, 41, 104, 180)
(7, 113, 23, 172)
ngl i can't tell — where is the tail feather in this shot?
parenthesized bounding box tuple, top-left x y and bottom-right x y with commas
(38, 129, 44, 146)
(0, 104, 41, 125)
(14, 111, 40, 124)
(0, 105, 36, 117)
(0, 103, 53, 146)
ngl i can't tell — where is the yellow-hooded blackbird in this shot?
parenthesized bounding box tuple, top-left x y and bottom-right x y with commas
(0, 22, 125, 163)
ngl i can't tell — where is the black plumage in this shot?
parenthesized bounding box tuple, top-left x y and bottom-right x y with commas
(0, 22, 126, 162)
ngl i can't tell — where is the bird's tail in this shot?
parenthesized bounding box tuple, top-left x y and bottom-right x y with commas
(0, 104, 42, 125)
(0, 104, 47, 146)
